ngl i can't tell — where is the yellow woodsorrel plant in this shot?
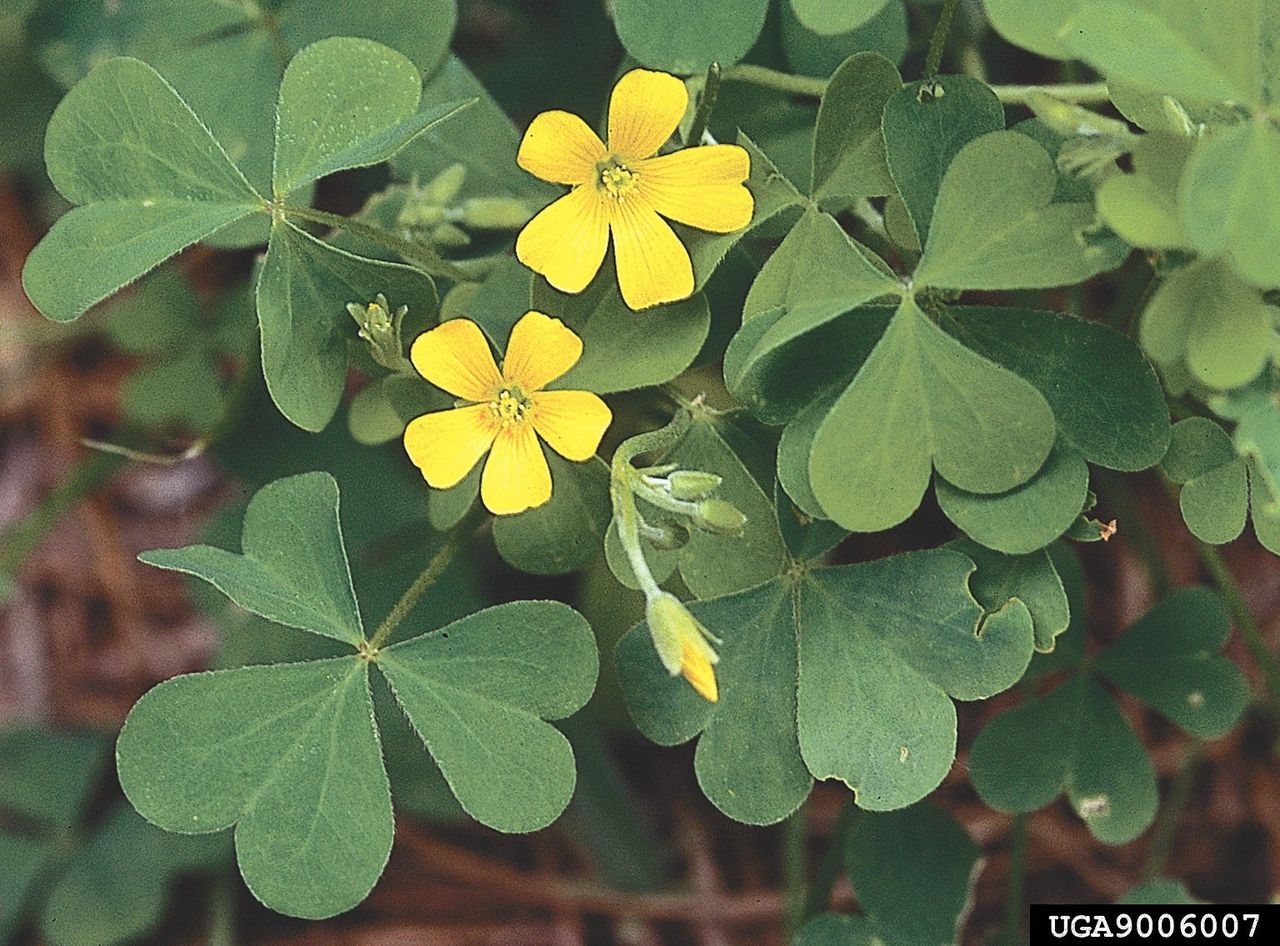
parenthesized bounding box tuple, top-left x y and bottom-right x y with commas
(6, 0, 1276, 937)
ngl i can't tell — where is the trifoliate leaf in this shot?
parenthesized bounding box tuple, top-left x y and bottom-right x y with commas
(272, 37, 467, 198)
(809, 296, 1056, 532)
(1179, 119, 1280, 290)
(612, 0, 770, 74)
(881, 74, 1004, 245)
(811, 53, 902, 204)
(348, 375, 449, 446)
(1096, 133, 1194, 250)
(1140, 260, 1272, 390)
(970, 587, 1246, 843)
(140, 472, 365, 645)
(618, 547, 1035, 823)
(1162, 417, 1249, 544)
(914, 131, 1126, 291)
(22, 57, 261, 322)
(257, 220, 439, 432)
(943, 306, 1172, 471)
(937, 441, 1091, 555)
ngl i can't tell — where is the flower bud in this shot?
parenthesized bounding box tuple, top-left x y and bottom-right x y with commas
(347, 294, 411, 372)
(430, 222, 471, 248)
(645, 592, 720, 702)
(423, 163, 468, 205)
(460, 197, 534, 230)
(692, 498, 746, 537)
(666, 469, 722, 501)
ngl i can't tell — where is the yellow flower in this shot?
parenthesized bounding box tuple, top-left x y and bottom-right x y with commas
(403, 311, 612, 516)
(515, 68, 754, 311)
(646, 591, 721, 702)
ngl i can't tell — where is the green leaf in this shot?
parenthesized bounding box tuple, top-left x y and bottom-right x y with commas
(982, 0, 1079, 59)
(811, 53, 902, 203)
(970, 587, 1246, 842)
(949, 539, 1071, 652)
(777, 391, 843, 518)
(782, 1, 909, 78)
(1163, 417, 1249, 544)
(612, 0, 770, 74)
(40, 803, 227, 946)
(937, 442, 1090, 554)
(348, 375, 448, 446)
(1180, 120, 1280, 290)
(1064, 0, 1269, 107)
(1119, 879, 1202, 904)
(378, 601, 598, 833)
(493, 456, 611, 575)
(791, 0, 890, 35)
(0, 728, 108, 831)
(915, 131, 1125, 290)
(1097, 134, 1193, 250)
(1140, 260, 1272, 390)
(881, 74, 1004, 245)
(668, 414, 787, 599)
(809, 296, 1056, 532)
(272, 37, 464, 198)
(257, 220, 438, 432)
(532, 278, 710, 394)
(1096, 588, 1248, 738)
(618, 548, 1035, 821)
(123, 353, 225, 433)
(844, 803, 980, 946)
(22, 57, 260, 322)
(943, 307, 1172, 471)
(117, 657, 391, 919)
(140, 472, 364, 645)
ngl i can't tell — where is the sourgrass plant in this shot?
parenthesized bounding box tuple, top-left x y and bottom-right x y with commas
(4, 0, 1279, 941)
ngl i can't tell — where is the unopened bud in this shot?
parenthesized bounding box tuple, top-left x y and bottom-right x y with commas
(692, 498, 746, 537)
(430, 222, 471, 248)
(1027, 90, 1131, 141)
(347, 293, 410, 372)
(423, 163, 468, 205)
(645, 591, 721, 702)
(460, 197, 534, 230)
(666, 470, 722, 501)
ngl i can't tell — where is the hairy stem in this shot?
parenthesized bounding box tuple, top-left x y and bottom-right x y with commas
(367, 514, 474, 650)
(783, 805, 808, 936)
(1142, 741, 1201, 879)
(283, 204, 471, 282)
(924, 0, 964, 77)
(800, 799, 857, 924)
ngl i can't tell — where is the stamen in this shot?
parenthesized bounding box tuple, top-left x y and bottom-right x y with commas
(599, 160, 638, 198)
(489, 387, 531, 427)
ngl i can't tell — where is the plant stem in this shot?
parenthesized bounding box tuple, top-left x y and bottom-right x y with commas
(800, 798, 857, 924)
(783, 805, 808, 936)
(720, 63, 1111, 106)
(282, 205, 471, 282)
(1142, 741, 1200, 879)
(367, 514, 474, 650)
(207, 873, 237, 946)
(1193, 539, 1280, 717)
(1002, 813, 1029, 945)
(686, 62, 721, 147)
(924, 0, 964, 77)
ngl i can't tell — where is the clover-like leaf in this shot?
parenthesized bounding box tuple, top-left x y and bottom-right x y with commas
(950, 538, 1071, 653)
(612, 0, 770, 74)
(791, 0, 890, 35)
(970, 587, 1247, 843)
(808, 296, 1056, 532)
(141, 472, 364, 645)
(1097, 132, 1194, 251)
(618, 546, 1035, 823)
(914, 131, 1126, 291)
(22, 57, 261, 322)
(120, 473, 599, 919)
(811, 52, 902, 204)
(982, 0, 1079, 59)
(1140, 260, 1273, 391)
(1163, 417, 1250, 544)
(881, 74, 1004, 245)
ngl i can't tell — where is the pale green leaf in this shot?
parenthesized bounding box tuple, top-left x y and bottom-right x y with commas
(613, 0, 770, 73)
(791, 0, 890, 35)
(982, 0, 1078, 58)
(782, 1, 909, 78)
(1162, 417, 1249, 544)
(811, 52, 902, 203)
(140, 472, 364, 645)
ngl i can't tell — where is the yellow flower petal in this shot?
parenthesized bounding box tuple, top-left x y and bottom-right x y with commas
(608, 69, 688, 160)
(403, 404, 498, 489)
(681, 639, 719, 702)
(611, 199, 694, 310)
(502, 311, 583, 392)
(480, 424, 552, 515)
(410, 319, 502, 402)
(516, 109, 608, 185)
(531, 389, 612, 461)
(638, 145, 754, 233)
(516, 186, 610, 294)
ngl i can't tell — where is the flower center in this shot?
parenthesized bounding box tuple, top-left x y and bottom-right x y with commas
(599, 159, 638, 199)
(489, 386, 532, 427)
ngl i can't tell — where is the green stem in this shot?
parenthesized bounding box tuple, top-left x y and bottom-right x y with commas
(720, 63, 1111, 106)
(208, 873, 237, 946)
(686, 62, 721, 147)
(783, 805, 808, 936)
(1141, 741, 1201, 880)
(1193, 540, 1280, 717)
(924, 0, 964, 77)
(282, 205, 471, 282)
(1002, 814, 1029, 945)
(367, 514, 474, 651)
(800, 799, 857, 924)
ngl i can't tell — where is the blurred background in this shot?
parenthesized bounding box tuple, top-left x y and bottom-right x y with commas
(3, 1, 1280, 944)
